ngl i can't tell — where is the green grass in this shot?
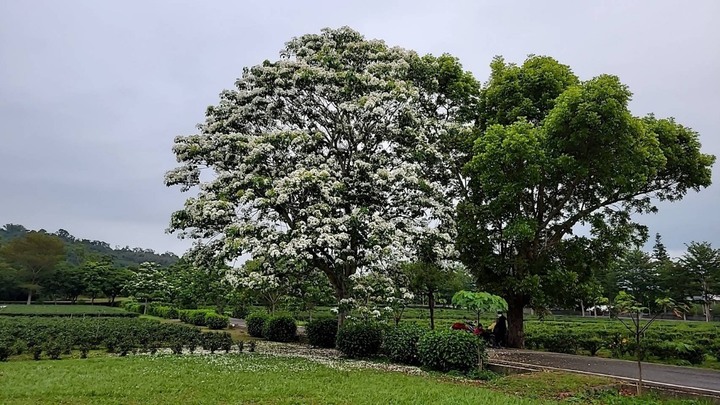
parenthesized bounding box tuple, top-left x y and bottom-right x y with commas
(0, 304, 133, 317)
(0, 354, 539, 404)
(0, 355, 709, 404)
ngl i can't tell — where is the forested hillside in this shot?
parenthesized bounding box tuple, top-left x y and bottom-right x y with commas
(0, 224, 179, 267)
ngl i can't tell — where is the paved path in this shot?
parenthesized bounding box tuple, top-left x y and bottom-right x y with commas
(490, 349, 720, 394)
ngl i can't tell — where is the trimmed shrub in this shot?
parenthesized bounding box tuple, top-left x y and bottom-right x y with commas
(231, 304, 249, 319)
(246, 312, 269, 338)
(205, 313, 229, 330)
(306, 317, 338, 348)
(578, 335, 604, 356)
(263, 315, 297, 342)
(336, 321, 383, 359)
(383, 323, 427, 365)
(0, 341, 10, 361)
(418, 329, 482, 373)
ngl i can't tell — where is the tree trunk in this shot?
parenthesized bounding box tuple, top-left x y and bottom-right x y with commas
(637, 357, 643, 395)
(26, 290, 32, 305)
(580, 300, 585, 317)
(704, 302, 711, 322)
(428, 292, 435, 330)
(144, 298, 148, 315)
(91, 296, 95, 305)
(506, 295, 525, 348)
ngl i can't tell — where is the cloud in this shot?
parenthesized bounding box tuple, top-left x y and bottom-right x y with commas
(1, 0, 718, 255)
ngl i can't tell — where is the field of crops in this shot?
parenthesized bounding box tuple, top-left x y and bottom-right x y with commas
(0, 304, 135, 317)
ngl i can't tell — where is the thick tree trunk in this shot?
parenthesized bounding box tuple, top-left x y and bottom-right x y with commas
(26, 290, 32, 305)
(334, 283, 349, 328)
(580, 300, 585, 317)
(428, 292, 435, 330)
(143, 298, 148, 315)
(506, 295, 526, 348)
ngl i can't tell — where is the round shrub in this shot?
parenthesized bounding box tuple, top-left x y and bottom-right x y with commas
(263, 315, 297, 342)
(205, 313, 229, 330)
(418, 329, 482, 373)
(306, 317, 338, 348)
(246, 312, 269, 338)
(336, 321, 384, 359)
(382, 323, 427, 365)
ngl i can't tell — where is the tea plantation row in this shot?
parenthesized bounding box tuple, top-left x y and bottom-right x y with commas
(0, 317, 234, 361)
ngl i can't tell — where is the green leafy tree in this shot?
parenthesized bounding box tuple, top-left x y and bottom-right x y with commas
(612, 249, 662, 310)
(613, 292, 685, 395)
(0, 232, 65, 304)
(451, 290, 508, 325)
(101, 266, 133, 304)
(457, 55, 714, 347)
(81, 259, 114, 304)
(678, 241, 720, 322)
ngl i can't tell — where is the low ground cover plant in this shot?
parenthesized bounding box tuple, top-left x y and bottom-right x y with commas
(0, 316, 232, 361)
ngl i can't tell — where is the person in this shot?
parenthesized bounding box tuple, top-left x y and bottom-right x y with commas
(494, 312, 507, 347)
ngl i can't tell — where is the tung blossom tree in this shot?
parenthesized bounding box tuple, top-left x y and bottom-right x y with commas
(166, 27, 475, 323)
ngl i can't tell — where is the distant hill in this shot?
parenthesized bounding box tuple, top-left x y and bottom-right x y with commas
(0, 223, 179, 267)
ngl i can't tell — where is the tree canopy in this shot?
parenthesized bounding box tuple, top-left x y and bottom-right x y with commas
(457, 55, 714, 347)
(166, 27, 477, 321)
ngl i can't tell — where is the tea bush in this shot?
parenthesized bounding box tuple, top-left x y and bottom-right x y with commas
(336, 321, 384, 358)
(0, 316, 203, 360)
(246, 312, 269, 338)
(205, 313, 230, 330)
(306, 317, 338, 348)
(418, 329, 482, 373)
(382, 323, 427, 365)
(263, 315, 297, 342)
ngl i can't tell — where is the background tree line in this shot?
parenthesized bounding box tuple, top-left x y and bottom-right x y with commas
(0, 224, 178, 303)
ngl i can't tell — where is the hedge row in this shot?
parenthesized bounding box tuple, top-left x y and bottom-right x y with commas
(0, 317, 234, 361)
(178, 309, 229, 330)
(245, 312, 297, 342)
(309, 319, 485, 374)
(525, 324, 720, 364)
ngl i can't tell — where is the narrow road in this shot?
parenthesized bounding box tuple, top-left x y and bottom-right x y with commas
(490, 349, 720, 394)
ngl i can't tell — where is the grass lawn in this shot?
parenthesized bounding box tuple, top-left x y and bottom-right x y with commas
(0, 354, 712, 404)
(0, 354, 540, 405)
(0, 304, 132, 317)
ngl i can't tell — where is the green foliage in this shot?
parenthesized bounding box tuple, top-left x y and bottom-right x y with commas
(451, 291, 507, 323)
(305, 317, 338, 348)
(0, 340, 10, 361)
(204, 313, 229, 330)
(336, 321, 384, 359)
(382, 323, 428, 365)
(458, 55, 715, 348)
(262, 314, 297, 342)
(148, 305, 179, 319)
(0, 316, 202, 360)
(418, 329, 483, 373)
(246, 312, 269, 338)
(0, 304, 137, 317)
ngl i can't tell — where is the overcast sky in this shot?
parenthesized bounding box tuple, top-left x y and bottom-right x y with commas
(1, 0, 718, 257)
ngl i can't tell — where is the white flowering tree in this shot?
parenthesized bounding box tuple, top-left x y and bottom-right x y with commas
(124, 262, 171, 314)
(336, 272, 413, 324)
(166, 27, 476, 323)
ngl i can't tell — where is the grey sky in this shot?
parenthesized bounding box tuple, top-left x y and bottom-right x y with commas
(1, 0, 718, 257)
